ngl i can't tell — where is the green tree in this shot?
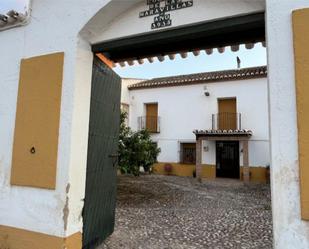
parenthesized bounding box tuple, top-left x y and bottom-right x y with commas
(118, 112, 161, 176)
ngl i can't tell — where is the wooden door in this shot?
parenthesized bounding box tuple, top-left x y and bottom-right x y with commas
(83, 56, 121, 249)
(218, 98, 237, 130)
(146, 103, 158, 132)
(216, 141, 240, 179)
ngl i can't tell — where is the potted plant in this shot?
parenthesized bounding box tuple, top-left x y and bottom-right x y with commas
(164, 163, 173, 175)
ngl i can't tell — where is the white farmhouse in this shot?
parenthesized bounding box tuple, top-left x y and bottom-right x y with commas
(122, 66, 270, 182)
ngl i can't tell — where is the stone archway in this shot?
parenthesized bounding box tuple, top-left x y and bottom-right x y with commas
(76, 1, 267, 248)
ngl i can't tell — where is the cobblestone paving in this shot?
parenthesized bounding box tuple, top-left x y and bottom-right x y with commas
(99, 175, 273, 249)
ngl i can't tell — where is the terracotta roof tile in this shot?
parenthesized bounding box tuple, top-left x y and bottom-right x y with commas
(128, 66, 267, 90)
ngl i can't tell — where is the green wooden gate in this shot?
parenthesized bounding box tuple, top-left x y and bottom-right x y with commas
(83, 56, 121, 249)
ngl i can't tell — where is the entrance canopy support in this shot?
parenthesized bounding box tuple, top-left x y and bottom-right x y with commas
(196, 138, 203, 182)
(242, 140, 250, 183)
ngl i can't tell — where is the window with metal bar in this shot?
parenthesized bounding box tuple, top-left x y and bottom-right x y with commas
(180, 143, 196, 164)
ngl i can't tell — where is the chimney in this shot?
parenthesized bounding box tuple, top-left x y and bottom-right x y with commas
(237, 56, 241, 69)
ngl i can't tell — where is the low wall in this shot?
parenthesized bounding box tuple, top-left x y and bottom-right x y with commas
(153, 163, 269, 183)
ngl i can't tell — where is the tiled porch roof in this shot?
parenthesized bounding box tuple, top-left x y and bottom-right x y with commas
(193, 129, 253, 137)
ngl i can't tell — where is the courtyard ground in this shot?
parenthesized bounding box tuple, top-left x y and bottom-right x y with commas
(99, 175, 273, 249)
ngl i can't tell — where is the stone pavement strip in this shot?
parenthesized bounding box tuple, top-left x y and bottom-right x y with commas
(98, 175, 273, 249)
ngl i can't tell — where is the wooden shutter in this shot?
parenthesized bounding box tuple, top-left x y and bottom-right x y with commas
(11, 52, 64, 189)
(218, 98, 237, 130)
(292, 8, 309, 221)
(146, 103, 158, 132)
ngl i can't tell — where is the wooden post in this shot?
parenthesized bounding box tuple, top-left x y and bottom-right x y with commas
(243, 140, 250, 183)
(196, 138, 202, 182)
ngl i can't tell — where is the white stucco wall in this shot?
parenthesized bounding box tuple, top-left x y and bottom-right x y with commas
(0, 0, 114, 238)
(121, 78, 145, 105)
(85, 0, 265, 44)
(128, 77, 270, 167)
(267, 1, 309, 248)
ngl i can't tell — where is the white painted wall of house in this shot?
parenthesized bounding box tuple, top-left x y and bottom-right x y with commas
(126, 77, 270, 167)
(121, 79, 145, 105)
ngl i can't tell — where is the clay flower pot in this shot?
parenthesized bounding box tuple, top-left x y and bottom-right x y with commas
(164, 163, 173, 175)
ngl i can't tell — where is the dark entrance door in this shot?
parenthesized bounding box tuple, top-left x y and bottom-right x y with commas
(83, 56, 121, 249)
(216, 141, 240, 179)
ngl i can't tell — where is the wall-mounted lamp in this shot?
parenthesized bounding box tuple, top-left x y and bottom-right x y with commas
(203, 85, 210, 97)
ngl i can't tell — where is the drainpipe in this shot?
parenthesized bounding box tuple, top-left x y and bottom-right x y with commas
(0, 0, 32, 31)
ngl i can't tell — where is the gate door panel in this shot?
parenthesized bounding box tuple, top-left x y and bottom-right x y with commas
(83, 56, 121, 249)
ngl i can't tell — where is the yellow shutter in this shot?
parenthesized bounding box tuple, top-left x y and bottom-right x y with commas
(218, 98, 237, 130)
(146, 103, 158, 132)
(10, 52, 64, 189)
(293, 8, 309, 220)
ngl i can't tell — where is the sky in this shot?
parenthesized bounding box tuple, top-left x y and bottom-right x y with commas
(114, 43, 267, 79)
(0, 0, 27, 13)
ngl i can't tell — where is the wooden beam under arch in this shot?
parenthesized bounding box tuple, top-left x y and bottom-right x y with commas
(95, 53, 115, 68)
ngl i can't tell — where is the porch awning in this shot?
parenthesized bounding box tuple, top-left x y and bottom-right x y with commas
(194, 129, 253, 139)
(93, 12, 265, 68)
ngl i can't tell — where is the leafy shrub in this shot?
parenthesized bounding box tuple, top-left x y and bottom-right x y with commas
(118, 112, 161, 176)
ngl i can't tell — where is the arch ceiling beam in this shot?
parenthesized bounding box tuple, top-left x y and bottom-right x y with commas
(0, 10, 29, 31)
